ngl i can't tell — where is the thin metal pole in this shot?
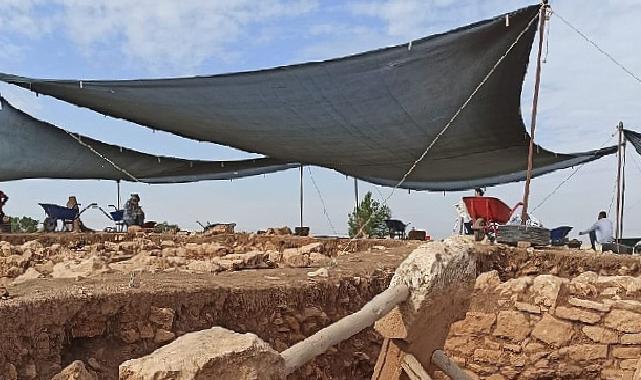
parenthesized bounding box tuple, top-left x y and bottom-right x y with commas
(615, 122, 623, 240)
(354, 178, 359, 211)
(117, 180, 121, 209)
(621, 139, 626, 240)
(299, 165, 304, 228)
(521, 2, 548, 225)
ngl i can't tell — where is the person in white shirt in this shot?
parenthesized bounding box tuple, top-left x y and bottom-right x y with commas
(579, 211, 614, 250)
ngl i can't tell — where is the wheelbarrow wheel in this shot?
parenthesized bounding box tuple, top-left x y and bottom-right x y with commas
(43, 217, 57, 232)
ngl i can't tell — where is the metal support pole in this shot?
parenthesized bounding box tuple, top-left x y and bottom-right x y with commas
(299, 165, 304, 228)
(615, 122, 624, 240)
(521, 1, 548, 225)
(354, 178, 359, 211)
(117, 180, 121, 209)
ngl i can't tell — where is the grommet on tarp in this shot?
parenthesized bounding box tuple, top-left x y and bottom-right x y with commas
(505, 14, 510, 27)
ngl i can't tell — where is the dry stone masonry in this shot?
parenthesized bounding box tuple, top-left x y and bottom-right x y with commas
(441, 270, 641, 379)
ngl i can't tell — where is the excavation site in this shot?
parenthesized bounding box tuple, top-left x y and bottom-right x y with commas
(0, 231, 639, 379)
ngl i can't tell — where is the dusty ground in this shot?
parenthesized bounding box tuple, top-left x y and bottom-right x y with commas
(2, 232, 640, 380)
(0, 232, 419, 380)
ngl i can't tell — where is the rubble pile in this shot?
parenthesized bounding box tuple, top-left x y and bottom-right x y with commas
(0, 236, 374, 286)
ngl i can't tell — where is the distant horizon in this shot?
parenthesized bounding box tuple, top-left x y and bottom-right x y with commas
(1, 0, 640, 242)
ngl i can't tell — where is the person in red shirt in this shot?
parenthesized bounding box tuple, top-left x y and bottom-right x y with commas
(0, 191, 8, 222)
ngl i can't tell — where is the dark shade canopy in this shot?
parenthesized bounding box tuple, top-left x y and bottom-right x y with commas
(0, 96, 297, 183)
(0, 5, 615, 190)
(624, 129, 641, 156)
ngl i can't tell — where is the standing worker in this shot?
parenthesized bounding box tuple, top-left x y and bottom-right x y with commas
(579, 211, 614, 250)
(123, 193, 145, 227)
(0, 190, 8, 222)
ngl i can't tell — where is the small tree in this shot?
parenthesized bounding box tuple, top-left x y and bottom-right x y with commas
(10, 216, 39, 233)
(154, 221, 181, 234)
(348, 191, 391, 238)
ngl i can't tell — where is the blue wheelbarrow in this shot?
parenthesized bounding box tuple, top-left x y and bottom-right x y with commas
(39, 202, 97, 232)
(97, 205, 126, 232)
(550, 226, 573, 246)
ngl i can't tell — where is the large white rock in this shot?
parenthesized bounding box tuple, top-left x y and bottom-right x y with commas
(119, 327, 284, 380)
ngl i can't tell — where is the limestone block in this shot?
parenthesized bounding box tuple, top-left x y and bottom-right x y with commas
(119, 327, 284, 380)
(281, 248, 310, 268)
(568, 297, 611, 312)
(514, 301, 540, 314)
(493, 311, 530, 341)
(612, 347, 641, 359)
(621, 334, 641, 344)
(604, 310, 641, 333)
(582, 326, 619, 344)
(555, 306, 601, 324)
(531, 275, 567, 308)
(559, 344, 608, 361)
(475, 270, 501, 291)
(531, 314, 574, 346)
(12, 268, 43, 284)
(450, 312, 496, 336)
(51, 361, 96, 380)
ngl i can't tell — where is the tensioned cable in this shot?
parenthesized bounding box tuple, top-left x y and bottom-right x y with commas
(340, 8, 541, 251)
(307, 166, 339, 235)
(552, 10, 641, 86)
(65, 131, 141, 182)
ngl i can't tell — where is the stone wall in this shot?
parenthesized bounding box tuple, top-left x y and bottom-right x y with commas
(440, 270, 641, 379)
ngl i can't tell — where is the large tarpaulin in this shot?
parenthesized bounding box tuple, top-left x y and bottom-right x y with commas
(0, 96, 297, 182)
(0, 5, 616, 190)
(624, 129, 641, 156)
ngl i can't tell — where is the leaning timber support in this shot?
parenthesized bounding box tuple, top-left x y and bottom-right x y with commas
(432, 350, 473, 380)
(281, 284, 410, 373)
(280, 237, 477, 377)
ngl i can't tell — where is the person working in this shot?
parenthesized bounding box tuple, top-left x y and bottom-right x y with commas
(579, 211, 614, 250)
(0, 190, 8, 222)
(123, 193, 145, 227)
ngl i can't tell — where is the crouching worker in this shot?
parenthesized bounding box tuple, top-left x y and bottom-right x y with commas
(123, 193, 145, 228)
(579, 211, 613, 250)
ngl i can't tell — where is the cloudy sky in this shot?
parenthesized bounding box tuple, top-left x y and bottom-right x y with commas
(1, 0, 640, 240)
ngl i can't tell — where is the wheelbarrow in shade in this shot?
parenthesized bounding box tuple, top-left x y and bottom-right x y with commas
(462, 197, 515, 225)
(39, 203, 80, 221)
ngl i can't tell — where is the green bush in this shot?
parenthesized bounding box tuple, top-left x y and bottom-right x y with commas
(154, 221, 181, 233)
(347, 191, 391, 238)
(10, 216, 39, 233)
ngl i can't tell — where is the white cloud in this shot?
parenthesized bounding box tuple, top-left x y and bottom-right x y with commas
(0, 0, 318, 72)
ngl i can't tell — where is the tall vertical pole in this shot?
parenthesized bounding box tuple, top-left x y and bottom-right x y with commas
(299, 165, 304, 228)
(521, 1, 548, 225)
(117, 180, 121, 209)
(615, 122, 624, 240)
(354, 178, 359, 211)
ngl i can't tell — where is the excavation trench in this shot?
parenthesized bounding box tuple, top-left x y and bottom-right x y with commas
(1, 234, 641, 379)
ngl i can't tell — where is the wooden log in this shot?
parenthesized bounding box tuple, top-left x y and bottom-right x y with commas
(371, 338, 403, 380)
(431, 350, 473, 380)
(280, 284, 410, 374)
(402, 354, 433, 380)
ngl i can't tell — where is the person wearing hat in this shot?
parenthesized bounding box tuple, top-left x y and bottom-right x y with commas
(123, 193, 145, 227)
